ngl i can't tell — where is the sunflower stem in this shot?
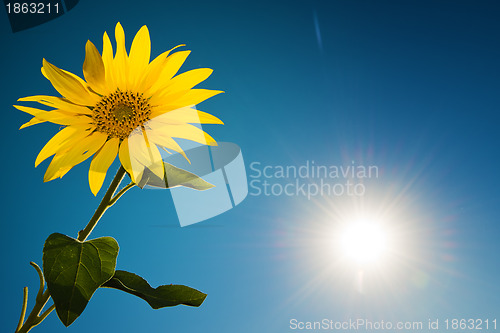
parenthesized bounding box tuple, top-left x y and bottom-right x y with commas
(38, 304, 56, 322)
(29, 262, 44, 303)
(108, 182, 135, 207)
(17, 166, 134, 332)
(15, 288, 52, 333)
(15, 287, 28, 332)
(78, 166, 127, 242)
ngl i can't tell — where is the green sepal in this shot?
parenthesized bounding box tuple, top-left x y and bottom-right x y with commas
(103, 270, 207, 308)
(136, 162, 214, 190)
(42, 233, 119, 326)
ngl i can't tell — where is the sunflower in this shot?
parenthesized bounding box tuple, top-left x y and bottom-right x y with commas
(15, 23, 223, 195)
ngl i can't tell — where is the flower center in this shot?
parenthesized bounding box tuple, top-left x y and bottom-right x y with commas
(92, 90, 151, 140)
(112, 104, 134, 121)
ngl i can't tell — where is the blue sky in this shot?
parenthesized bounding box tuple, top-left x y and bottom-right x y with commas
(1, 1, 500, 332)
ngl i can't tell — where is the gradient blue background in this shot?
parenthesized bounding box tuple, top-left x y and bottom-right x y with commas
(1, 1, 499, 332)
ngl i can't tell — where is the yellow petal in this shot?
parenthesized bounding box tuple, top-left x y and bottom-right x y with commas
(119, 137, 137, 183)
(148, 88, 188, 109)
(35, 125, 90, 167)
(146, 50, 191, 96)
(161, 68, 213, 94)
(42, 59, 99, 106)
(13, 105, 47, 116)
(43, 153, 65, 182)
(89, 137, 119, 195)
(144, 131, 165, 180)
(113, 22, 129, 90)
(13, 105, 91, 126)
(83, 40, 107, 94)
(150, 89, 223, 111)
(102, 31, 116, 91)
(193, 110, 224, 124)
(147, 130, 189, 162)
(128, 25, 150, 89)
(150, 122, 217, 146)
(152, 107, 223, 125)
(44, 132, 108, 182)
(102, 32, 113, 69)
(114, 22, 127, 57)
(176, 89, 224, 106)
(18, 95, 92, 114)
(63, 67, 96, 92)
(41, 66, 94, 94)
(123, 130, 164, 183)
(137, 44, 185, 93)
(20, 117, 46, 129)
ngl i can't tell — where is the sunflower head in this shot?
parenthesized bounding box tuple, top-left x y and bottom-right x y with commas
(15, 23, 223, 195)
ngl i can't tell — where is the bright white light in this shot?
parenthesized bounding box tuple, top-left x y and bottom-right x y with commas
(339, 221, 388, 265)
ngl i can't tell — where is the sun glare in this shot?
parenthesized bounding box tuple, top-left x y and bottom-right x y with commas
(339, 221, 389, 265)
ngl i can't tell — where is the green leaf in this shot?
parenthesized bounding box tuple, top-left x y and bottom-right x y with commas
(137, 162, 214, 190)
(42, 233, 119, 326)
(103, 270, 207, 308)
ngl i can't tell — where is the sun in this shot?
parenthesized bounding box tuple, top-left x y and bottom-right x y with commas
(339, 220, 389, 265)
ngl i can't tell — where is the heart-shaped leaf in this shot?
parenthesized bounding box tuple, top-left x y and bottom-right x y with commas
(42, 233, 119, 326)
(137, 162, 214, 190)
(103, 270, 207, 308)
